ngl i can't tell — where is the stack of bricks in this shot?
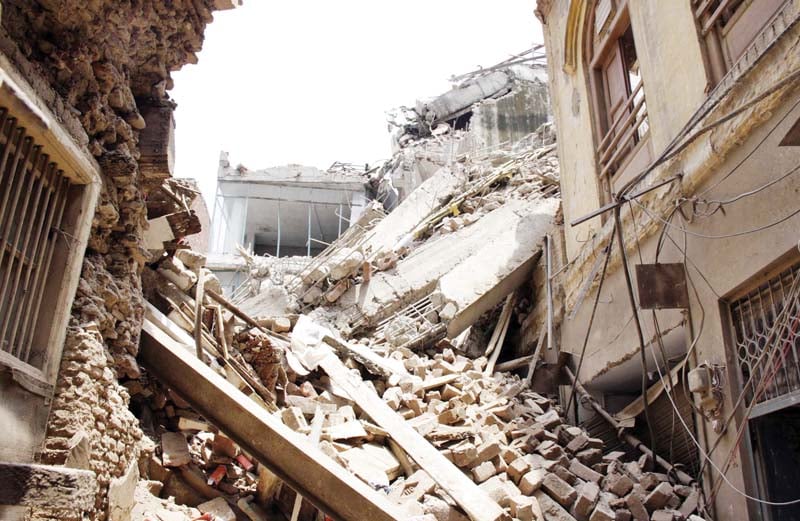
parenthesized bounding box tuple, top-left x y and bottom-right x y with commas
(271, 338, 708, 521)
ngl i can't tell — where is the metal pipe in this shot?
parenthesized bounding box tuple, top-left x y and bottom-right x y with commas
(564, 366, 694, 486)
(307, 204, 312, 257)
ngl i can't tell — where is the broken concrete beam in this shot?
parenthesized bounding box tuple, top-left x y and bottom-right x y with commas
(140, 320, 405, 521)
(316, 350, 509, 521)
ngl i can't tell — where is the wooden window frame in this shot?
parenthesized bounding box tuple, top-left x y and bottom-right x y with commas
(585, 0, 651, 205)
(0, 54, 100, 396)
(694, 0, 789, 88)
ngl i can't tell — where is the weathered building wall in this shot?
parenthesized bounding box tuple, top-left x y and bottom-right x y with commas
(627, 2, 708, 154)
(539, 0, 800, 518)
(471, 76, 551, 151)
(0, 2, 234, 519)
(539, 1, 603, 261)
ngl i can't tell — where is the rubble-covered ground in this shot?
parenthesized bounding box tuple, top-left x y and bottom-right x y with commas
(129, 124, 707, 521)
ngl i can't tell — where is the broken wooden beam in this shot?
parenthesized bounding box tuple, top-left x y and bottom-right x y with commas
(139, 319, 403, 521)
(317, 348, 510, 521)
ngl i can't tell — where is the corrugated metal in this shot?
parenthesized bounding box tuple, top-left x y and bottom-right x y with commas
(633, 380, 700, 476)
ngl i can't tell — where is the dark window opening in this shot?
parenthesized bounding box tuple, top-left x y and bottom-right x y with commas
(449, 111, 473, 131)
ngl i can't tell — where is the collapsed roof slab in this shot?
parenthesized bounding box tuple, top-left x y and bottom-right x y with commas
(346, 198, 558, 330)
(417, 71, 512, 124)
(441, 198, 559, 337)
(364, 166, 466, 255)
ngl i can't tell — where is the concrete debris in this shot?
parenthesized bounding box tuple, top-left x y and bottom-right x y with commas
(134, 254, 706, 521)
(125, 113, 707, 520)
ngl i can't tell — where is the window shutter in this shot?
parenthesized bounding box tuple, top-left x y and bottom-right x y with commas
(601, 42, 629, 131)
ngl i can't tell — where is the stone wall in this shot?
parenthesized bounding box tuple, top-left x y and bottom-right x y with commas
(0, 2, 234, 519)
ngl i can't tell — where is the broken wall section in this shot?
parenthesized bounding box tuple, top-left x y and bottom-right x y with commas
(0, 2, 237, 520)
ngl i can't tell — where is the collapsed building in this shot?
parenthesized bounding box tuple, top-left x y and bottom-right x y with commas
(1, 2, 798, 521)
(381, 47, 552, 201)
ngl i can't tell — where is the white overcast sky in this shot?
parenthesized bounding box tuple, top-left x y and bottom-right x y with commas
(171, 1, 543, 204)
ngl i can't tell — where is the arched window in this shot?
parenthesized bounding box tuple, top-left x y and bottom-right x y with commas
(585, 0, 650, 193)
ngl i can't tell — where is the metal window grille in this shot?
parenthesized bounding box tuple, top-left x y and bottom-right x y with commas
(729, 263, 800, 415)
(0, 106, 72, 370)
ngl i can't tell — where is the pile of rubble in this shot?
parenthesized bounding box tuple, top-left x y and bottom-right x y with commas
(127, 119, 707, 521)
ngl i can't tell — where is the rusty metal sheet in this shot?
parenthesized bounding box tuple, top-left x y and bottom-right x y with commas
(635, 263, 689, 310)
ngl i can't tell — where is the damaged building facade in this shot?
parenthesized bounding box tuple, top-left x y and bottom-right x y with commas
(537, 0, 800, 520)
(0, 1, 238, 520)
(383, 49, 552, 200)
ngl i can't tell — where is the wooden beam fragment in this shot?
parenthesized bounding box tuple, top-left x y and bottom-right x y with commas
(317, 349, 510, 521)
(140, 320, 403, 521)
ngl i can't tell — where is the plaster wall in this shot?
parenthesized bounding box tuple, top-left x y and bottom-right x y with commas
(559, 46, 800, 521)
(542, 0, 800, 517)
(540, 0, 604, 261)
(626, 2, 709, 154)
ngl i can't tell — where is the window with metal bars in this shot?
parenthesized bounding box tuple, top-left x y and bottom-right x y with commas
(0, 107, 73, 371)
(728, 262, 800, 418)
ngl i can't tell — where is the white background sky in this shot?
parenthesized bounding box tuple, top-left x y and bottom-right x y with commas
(171, 1, 544, 205)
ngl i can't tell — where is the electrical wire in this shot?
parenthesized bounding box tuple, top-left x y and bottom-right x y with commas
(632, 197, 800, 240)
(619, 67, 800, 199)
(695, 95, 800, 200)
(642, 261, 800, 506)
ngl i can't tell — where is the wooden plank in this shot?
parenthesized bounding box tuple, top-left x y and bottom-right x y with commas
(322, 335, 408, 379)
(485, 295, 515, 375)
(139, 320, 403, 521)
(523, 327, 547, 388)
(291, 408, 325, 521)
(318, 349, 509, 521)
(194, 270, 206, 359)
